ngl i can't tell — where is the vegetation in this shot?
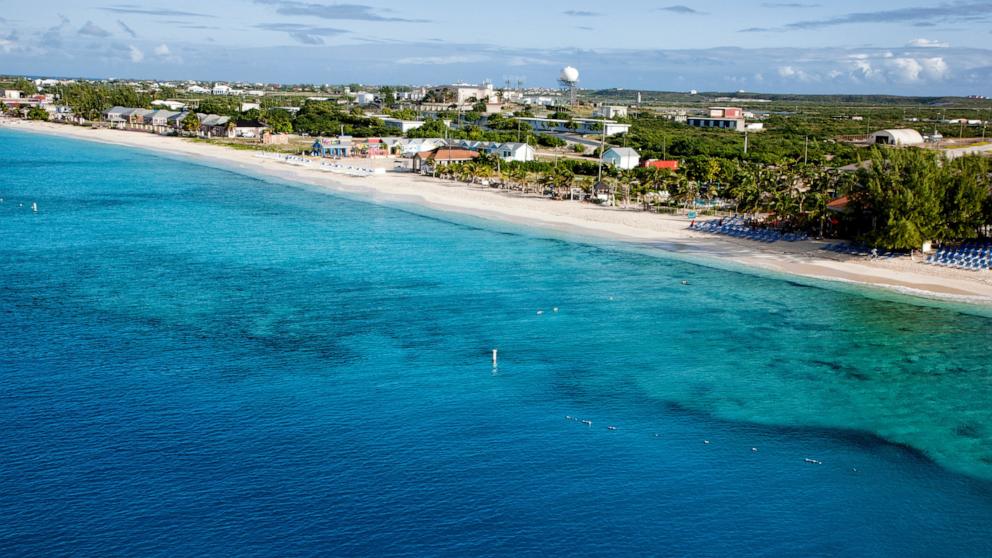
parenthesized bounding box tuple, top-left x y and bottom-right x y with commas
(181, 112, 201, 134)
(848, 149, 991, 249)
(26, 106, 49, 121)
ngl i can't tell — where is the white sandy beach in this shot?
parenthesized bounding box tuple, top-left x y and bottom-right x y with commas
(5, 118, 992, 305)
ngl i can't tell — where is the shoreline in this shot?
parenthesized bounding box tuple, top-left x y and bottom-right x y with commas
(5, 118, 992, 307)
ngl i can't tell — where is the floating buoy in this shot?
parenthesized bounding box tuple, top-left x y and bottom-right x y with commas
(552, 307, 559, 313)
(703, 440, 711, 445)
(31, 202, 38, 213)
(751, 447, 758, 452)
(492, 348, 498, 367)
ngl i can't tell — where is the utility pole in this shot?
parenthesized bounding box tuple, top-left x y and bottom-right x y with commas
(804, 135, 809, 165)
(743, 131, 749, 155)
(597, 119, 607, 184)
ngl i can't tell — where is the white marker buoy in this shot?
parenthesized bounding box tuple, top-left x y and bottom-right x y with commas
(31, 202, 38, 213)
(492, 348, 498, 367)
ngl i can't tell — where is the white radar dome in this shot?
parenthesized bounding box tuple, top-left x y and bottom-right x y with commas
(560, 66, 580, 83)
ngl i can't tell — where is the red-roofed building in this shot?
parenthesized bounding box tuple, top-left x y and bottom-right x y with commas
(643, 159, 679, 171)
(412, 147, 480, 172)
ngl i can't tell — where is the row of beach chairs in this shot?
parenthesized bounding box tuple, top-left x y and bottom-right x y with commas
(925, 241, 992, 271)
(690, 219, 808, 243)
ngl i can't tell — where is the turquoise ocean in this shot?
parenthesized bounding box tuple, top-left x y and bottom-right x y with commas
(1, 128, 991, 556)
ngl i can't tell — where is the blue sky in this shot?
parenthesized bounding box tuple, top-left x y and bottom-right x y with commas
(2, 1, 991, 95)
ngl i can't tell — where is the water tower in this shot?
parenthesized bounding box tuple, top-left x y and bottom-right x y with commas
(559, 66, 579, 106)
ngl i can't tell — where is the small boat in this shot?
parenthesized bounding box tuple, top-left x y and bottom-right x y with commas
(607, 426, 617, 431)
(804, 458, 822, 465)
(581, 420, 592, 426)
(703, 440, 711, 445)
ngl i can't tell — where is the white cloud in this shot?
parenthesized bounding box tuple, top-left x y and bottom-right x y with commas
(395, 54, 489, 65)
(154, 43, 171, 56)
(777, 65, 818, 82)
(128, 44, 143, 62)
(908, 38, 949, 48)
(0, 38, 15, 53)
(886, 56, 948, 82)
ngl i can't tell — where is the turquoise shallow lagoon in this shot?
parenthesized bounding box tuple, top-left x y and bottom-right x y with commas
(1, 129, 991, 556)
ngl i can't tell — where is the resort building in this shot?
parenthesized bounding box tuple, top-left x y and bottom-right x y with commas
(513, 117, 631, 136)
(595, 106, 628, 119)
(603, 147, 641, 169)
(376, 116, 426, 134)
(311, 138, 352, 158)
(428, 83, 495, 104)
(868, 129, 925, 146)
(686, 107, 746, 130)
(354, 92, 377, 106)
(412, 147, 480, 173)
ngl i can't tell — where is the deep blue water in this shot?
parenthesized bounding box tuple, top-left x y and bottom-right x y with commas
(2, 129, 991, 557)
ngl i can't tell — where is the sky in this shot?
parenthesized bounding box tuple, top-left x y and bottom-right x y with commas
(1, 1, 991, 95)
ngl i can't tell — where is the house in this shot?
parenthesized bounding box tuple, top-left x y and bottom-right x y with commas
(868, 129, 924, 146)
(399, 138, 446, 157)
(187, 85, 210, 94)
(125, 108, 151, 128)
(144, 110, 179, 132)
(240, 102, 261, 112)
(595, 106, 628, 119)
(103, 106, 129, 128)
(200, 114, 231, 137)
(167, 111, 191, 130)
(643, 159, 679, 171)
(231, 119, 268, 138)
(2, 90, 21, 100)
(412, 147, 480, 172)
(495, 142, 536, 162)
(603, 147, 640, 169)
(212, 84, 232, 96)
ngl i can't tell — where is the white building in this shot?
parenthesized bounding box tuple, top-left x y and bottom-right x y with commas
(514, 117, 631, 137)
(603, 147, 640, 169)
(595, 106, 628, 119)
(240, 102, 261, 112)
(3, 90, 22, 100)
(495, 142, 536, 162)
(355, 92, 377, 106)
(378, 117, 425, 134)
(869, 129, 925, 146)
(430, 83, 495, 104)
(151, 100, 186, 111)
(187, 85, 210, 94)
(212, 84, 232, 96)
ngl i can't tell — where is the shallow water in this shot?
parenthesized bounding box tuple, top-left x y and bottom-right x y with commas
(2, 129, 991, 557)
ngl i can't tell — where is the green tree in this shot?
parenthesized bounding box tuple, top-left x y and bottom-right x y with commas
(181, 112, 201, 134)
(26, 106, 49, 120)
